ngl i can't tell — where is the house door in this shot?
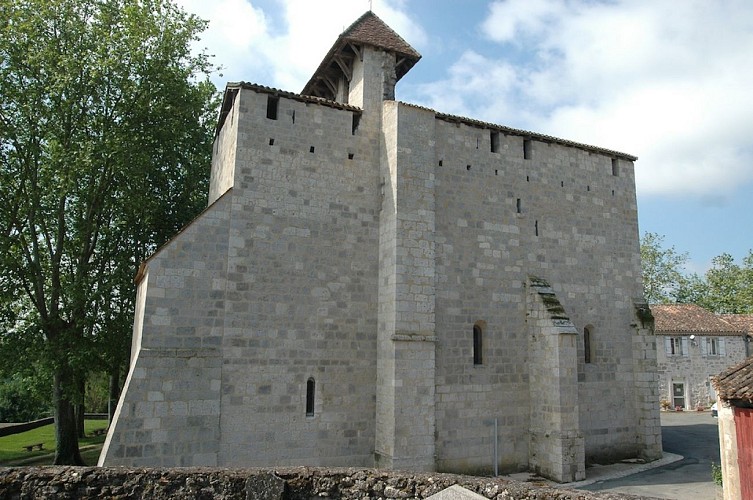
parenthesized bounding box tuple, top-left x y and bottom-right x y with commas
(734, 407, 753, 498)
(672, 382, 685, 409)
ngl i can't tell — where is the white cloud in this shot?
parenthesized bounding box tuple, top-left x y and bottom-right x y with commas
(418, 0, 753, 198)
(175, 0, 425, 92)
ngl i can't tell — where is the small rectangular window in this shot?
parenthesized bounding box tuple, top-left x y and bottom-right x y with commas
(306, 378, 315, 416)
(611, 158, 619, 176)
(266, 95, 279, 120)
(352, 113, 361, 135)
(516, 198, 522, 213)
(523, 139, 532, 160)
(490, 131, 500, 153)
(473, 326, 483, 365)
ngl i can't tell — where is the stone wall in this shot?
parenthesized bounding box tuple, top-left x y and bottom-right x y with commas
(657, 334, 747, 409)
(0, 466, 648, 499)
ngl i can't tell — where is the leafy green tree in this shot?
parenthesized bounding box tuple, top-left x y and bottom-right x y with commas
(640, 232, 689, 304)
(0, 0, 216, 464)
(697, 251, 753, 314)
(0, 373, 51, 422)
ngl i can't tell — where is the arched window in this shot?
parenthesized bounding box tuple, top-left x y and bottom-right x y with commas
(306, 378, 315, 416)
(584, 326, 593, 364)
(473, 325, 483, 365)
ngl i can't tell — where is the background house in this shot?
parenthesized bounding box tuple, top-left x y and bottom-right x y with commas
(713, 356, 753, 500)
(653, 304, 750, 410)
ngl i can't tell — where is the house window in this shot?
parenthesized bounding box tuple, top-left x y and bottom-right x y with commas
(523, 139, 532, 160)
(611, 158, 619, 176)
(305, 378, 315, 416)
(665, 336, 688, 356)
(704, 337, 726, 356)
(584, 326, 593, 364)
(473, 325, 483, 365)
(266, 95, 279, 120)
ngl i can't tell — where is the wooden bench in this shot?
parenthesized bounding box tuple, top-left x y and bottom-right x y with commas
(22, 443, 44, 452)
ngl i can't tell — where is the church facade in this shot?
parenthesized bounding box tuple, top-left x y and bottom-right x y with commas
(100, 12, 662, 482)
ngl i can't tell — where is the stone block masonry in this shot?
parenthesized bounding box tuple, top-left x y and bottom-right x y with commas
(101, 11, 661, 480)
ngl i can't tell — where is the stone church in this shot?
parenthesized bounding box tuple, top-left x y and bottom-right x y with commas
(100, 12, 662, 482)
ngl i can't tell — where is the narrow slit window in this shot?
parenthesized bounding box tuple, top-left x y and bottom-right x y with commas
(535, 220, 539, 236)
(495, 169, 498, 175)
(611, 158, 619, 176)
(587, 185, 590, 192)
(266, 95, 279, 120)
(584, 327, 593, 364)
(516, 198, 522, 214)
(352, 113, 361, 135)
(473, 325, 483, 365)
(291, 110, 296, 124)
(305, 378, 315, 416)
(438, 160, 443, 166)
(467, 164, 471, 171)
(269, 138, 275, 146)
(309, 146, 315, 153)
(523, 139, 532, 160)
(490, 131, 500, 153)
(476, 138, 479, 149)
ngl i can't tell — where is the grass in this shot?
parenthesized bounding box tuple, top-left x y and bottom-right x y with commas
(0, 419, 108, 466)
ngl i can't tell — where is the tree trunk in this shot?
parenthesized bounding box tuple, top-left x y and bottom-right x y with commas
(75, 376, 85, 438)
(53, 368, 84, 465)
(108, 364, 120, 423)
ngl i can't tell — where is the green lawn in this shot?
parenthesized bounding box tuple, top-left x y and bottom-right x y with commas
(0, 419, 108, 465)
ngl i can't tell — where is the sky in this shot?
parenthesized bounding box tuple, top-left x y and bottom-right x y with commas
(176, 0, 753, 273)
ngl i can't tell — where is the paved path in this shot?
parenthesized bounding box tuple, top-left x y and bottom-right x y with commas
(579, 411, 722, 499)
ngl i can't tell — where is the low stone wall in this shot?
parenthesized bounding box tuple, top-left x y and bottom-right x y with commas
(0, 466, 653, 499)
(0, 418, 54, 438)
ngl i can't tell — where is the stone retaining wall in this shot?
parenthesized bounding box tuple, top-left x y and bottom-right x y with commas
(0, 466, 652, 499)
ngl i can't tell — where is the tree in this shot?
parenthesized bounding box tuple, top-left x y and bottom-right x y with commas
(640, 232, 690, 304)
(0, 0, 216, 464)
(696, 251, 753, 314)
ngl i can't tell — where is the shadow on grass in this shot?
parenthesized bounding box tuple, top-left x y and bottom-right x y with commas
(0, 420, 107, 466)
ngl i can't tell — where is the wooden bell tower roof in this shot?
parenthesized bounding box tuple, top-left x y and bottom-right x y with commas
(301, 11, 421, 100)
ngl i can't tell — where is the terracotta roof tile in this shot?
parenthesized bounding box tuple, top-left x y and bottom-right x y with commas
(652, 303, 744, 335)
(713, 357, 753, 402)
(339, 11, 420, 59)
(720, 314, 753, 333)
(302, 11, 421, 98)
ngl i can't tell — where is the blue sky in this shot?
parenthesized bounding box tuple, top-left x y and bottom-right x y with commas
(178, 0, 753, 273)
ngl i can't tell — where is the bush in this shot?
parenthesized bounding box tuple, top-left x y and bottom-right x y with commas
(0, 374, 50, 422)
(711, 462, 723, 486)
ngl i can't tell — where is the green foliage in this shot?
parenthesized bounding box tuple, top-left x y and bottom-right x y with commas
(0, 374, 51, 422)
(711, 462, 723, 486)
(641, 233, 753, 313)
(640, 232, 689, 304)
(0, 0, 217, 463)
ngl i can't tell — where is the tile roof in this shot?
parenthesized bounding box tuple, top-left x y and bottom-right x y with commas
(713, 357, 753, 402)
(340, 11, 420, 60)
(651, 303, 745, 335)
(720, 314, 753, 333)
(301, 11, 421, 98)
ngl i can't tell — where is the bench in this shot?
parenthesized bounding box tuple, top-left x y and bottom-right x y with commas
(22, 443, 44, 452)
